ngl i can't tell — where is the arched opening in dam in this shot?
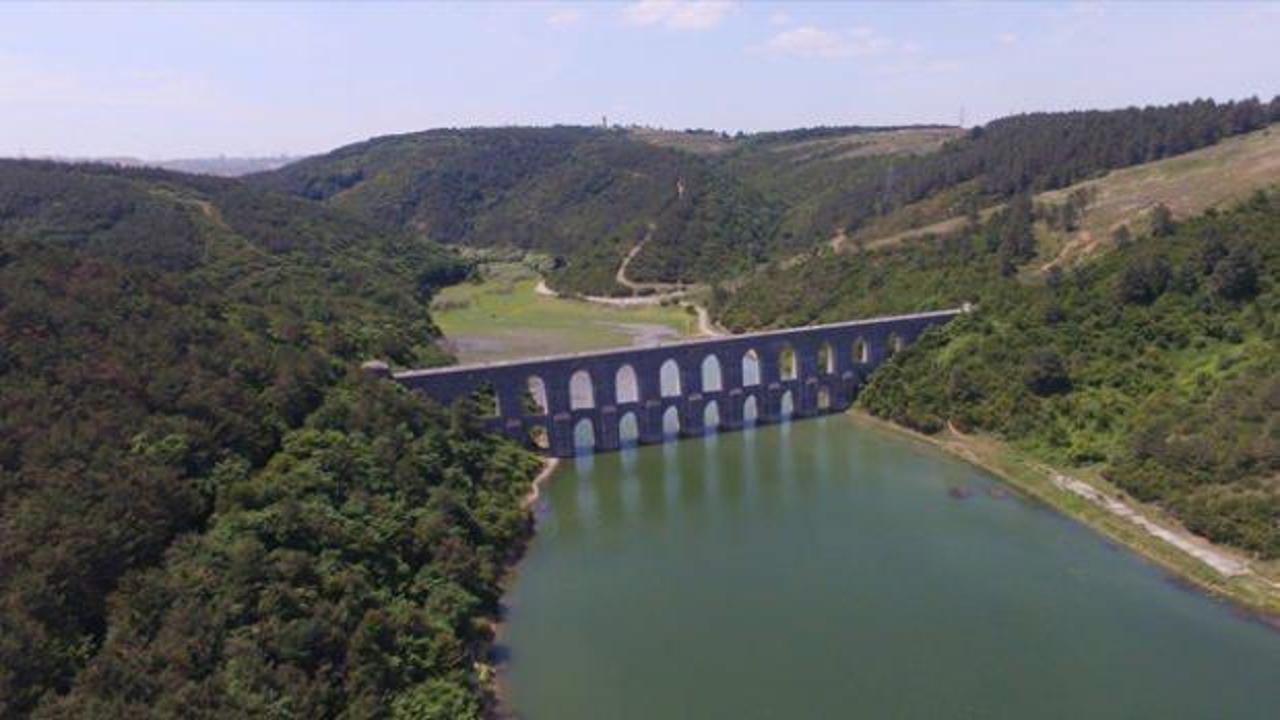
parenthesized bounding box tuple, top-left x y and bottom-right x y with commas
(778, 344, 797, 381)
(742, 349, 761, 387)
(818, 341, 834, 374)
(853, 337, 869, 364)
(742, 395, 760, 426)
(527, 375, 549, 415)
(573, 417, 595, 453)
(615, 364, 639, 404)
(701, 354, 723, 393)
(661, 406, 681, 438)
(703, 400, 720, 432)
(570, 369, 595, 410)
(618, 411, 639, 448)
(660, 359, 682, 398)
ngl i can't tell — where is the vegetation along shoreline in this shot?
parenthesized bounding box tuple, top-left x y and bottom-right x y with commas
(847, 411, 1280, 621)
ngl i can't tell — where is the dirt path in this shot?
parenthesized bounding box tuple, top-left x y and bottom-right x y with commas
(614, 225, 689, 294)
(522, 458, 560, 511)
(615, 233, 649, 291)
(1044, 470, 1254, 578)
(691, 302, 726, 337)
(939, 420, 1273, 587)
(860, 413, 1280, 611)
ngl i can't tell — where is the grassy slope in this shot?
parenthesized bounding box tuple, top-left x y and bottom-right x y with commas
(432, 262, 697, 363)
(832, 124, 1280, 268)
(1036, 123, 1280, 269)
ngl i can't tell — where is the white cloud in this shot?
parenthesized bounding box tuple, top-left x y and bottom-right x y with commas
(768, 11, 791, 26)
(547, 8, 582, 27)
(997, 32, 1018, 46)
(763, 25, 894, 60)
(622, 0, 735, 31)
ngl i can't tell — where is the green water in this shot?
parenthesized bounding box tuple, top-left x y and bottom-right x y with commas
(498, 416, 1280, 720)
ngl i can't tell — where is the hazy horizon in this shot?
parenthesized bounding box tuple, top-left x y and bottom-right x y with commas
(3, 0, 1278, 160)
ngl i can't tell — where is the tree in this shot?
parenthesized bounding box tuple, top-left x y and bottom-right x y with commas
(1210, 246, 1260, 301)
(1150, 203, 1175, 237)
(1116, 256, 1171, 305)
(1023, 349, 1072, 396)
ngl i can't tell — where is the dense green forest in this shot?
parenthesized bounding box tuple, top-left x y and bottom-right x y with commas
(249, 127, 767, 295)
(0, 161, 539, 717)
(251, 97, 1280, 295)
(717, 190, 1278, 559)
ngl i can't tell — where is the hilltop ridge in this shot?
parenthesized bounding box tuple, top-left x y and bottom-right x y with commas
(251, 97, 1280, 296)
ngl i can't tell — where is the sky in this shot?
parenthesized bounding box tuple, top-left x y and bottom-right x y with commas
(1, 1, 1277, 159)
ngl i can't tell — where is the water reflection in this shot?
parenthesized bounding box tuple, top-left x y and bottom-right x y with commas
(619, 411, 639, 448)
(703, 400, 720, 432)
(661, 406, 680, 438)
(506, 417, 1280, 720)
(573, 418, 595, 453)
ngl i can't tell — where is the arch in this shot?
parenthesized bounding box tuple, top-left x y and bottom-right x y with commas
(526, 375, 549, 415)
(852, 337, 869, 364)
(618, 411, 639, 447)
(817, 385, 832, 411)
(818, 341, 835, 374)
(887, 332, 905, 357)
(527, 424, 550, 451)
(701, 354, 723, 393)
(703, 400, 721, 431)
(741, 349, 761, 387)
(470, 381, 499, 417)
(778, 344, 797, 381)
(660, 359, 682, 397)
(662, 405, 681, 438)
(615, 364, 639, 404)
(569, 369, 595, 410)
(573, 417, 596, 453)
(742, 395, 759, 426)
(780, 389, 795, 419)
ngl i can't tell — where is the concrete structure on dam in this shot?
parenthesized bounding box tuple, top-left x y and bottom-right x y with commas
(389, 308, 966, 457)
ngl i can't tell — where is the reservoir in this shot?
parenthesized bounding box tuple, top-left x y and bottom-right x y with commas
(498, 415, 1280, 719)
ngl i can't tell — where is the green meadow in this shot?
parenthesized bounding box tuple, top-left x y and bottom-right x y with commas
(432, 262, 697, 363)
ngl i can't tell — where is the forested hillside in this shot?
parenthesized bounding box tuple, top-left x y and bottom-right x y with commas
(0, 161, 540, 718)
(249, 127, 777, 294)
(718, 190, 1278, 559)
(252, 97, 1280, 296)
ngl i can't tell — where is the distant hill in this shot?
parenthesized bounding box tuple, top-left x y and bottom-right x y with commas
(252, 97, 1280, 296)
(149, 155, 300, 176)
(247, 124, 961, 294)
(22, 154, 300, 177)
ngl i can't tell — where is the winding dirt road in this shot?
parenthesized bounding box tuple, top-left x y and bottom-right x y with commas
(535, 228, 727, 338)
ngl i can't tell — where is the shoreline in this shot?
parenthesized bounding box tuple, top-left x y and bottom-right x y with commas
(522, 456, 560, 512)
(845, 410, 1280, 620)
(483, 456, 561, 720)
